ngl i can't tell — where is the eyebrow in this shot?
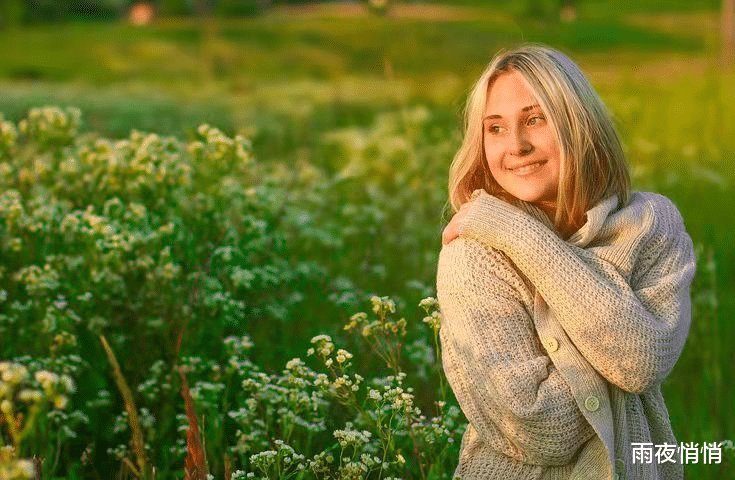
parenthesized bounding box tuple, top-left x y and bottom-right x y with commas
(483, 104, 541, 122)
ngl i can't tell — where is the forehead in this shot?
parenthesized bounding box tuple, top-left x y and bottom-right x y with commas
(485, 70, 538, 114)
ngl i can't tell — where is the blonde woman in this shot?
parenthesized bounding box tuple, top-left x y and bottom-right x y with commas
(437, 44, 695, 479)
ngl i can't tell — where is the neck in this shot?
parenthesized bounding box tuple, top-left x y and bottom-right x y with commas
(535, 201, 557, 222)
(534, 201, 583, 240)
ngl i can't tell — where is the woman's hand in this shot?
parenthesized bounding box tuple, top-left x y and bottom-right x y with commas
(442, 201, 473, 245)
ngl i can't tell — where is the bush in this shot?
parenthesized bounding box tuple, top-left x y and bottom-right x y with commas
(0, 106, 462, 478)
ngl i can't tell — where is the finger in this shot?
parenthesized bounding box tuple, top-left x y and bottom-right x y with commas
(442, 225, 453, 245)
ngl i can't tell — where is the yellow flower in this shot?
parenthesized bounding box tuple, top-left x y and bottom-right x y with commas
(53, 395, 69, 410)
(17, 389, 43, 403)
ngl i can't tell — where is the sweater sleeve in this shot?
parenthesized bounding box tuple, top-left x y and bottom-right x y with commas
(459, 191, 696, 394)
(437, 238, 595, 465)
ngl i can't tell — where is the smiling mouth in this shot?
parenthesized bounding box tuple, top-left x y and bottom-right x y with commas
(506, 160, 547, 175)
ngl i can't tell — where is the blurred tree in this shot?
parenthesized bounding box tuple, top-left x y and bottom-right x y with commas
(67, 0, 125, 20)
(723, 0, 735, 65)
(195, 0, 211, 14)
(153, 0, 272, 18)
(21, 0, 125, 22)
(215, 0, 264, 17)
(158, 0, 194, 16)
(24, 0, 65, 22)
(0, 0, 24, 27)
(518, 0, 577, 22)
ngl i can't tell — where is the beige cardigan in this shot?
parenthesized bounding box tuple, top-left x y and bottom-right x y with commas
(436, 190, 695, 479)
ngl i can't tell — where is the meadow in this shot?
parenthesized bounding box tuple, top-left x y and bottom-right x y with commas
(0, 1, 733, 478)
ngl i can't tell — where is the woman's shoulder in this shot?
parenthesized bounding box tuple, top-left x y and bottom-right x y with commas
(618, 192, 695, 289)
(617, 192, 688, 237)
(612, 193, 693, 280)
(629, 191, 684, 216)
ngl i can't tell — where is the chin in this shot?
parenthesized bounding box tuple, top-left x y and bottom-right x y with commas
(498, 182, 556, 205)
(503, 189, 546, 204)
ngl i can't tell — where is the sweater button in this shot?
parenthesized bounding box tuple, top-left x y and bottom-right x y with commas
(584, 395, 600, 412)
(543, 337, 559, 352)
(615, 458, 625, 479)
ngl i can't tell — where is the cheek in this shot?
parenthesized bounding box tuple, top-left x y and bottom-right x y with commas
(539, 131, 560, 156)
(483, 140, 501, 167)
(534, 134, 561, 171)
(548, 144, 562, 174)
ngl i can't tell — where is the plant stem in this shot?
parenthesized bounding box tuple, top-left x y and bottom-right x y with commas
(100, 334, 151, 480)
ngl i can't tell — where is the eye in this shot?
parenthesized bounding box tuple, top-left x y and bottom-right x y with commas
(485, 124, 504, 135)
(527, 115, 545, 126)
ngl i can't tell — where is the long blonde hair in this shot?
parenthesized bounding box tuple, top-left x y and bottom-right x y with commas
(447, 44, 630, 231)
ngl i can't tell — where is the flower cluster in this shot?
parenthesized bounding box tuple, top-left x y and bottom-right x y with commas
(0, 361, 80, 478)
(0, 362, 75, 416)
(18, 106, 81, 147)
(0, 106, 469, 478)
(0, 446, 35, 480)
(0, 114, 18, 159)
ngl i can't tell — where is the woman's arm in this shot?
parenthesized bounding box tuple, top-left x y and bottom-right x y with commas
(437, 237, 595, 465)
(458, 191, 696, 394)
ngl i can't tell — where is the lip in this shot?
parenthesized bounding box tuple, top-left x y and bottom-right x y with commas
(505, 159, 547, 172)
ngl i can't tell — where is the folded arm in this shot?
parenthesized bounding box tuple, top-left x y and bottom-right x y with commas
(459, 191, 696, 393)
(437, 238, 594, 465)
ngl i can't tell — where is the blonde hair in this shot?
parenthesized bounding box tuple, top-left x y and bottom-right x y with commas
(447, 44, 630, 231)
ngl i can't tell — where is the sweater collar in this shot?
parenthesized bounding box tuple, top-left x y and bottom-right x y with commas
(514, 195, 620, 248)
(567, 195, 620, 247)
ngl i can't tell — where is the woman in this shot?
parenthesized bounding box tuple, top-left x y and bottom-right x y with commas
(437, 44, 695, 479)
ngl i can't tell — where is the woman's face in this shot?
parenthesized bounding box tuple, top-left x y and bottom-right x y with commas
(483, 70, 561, 210)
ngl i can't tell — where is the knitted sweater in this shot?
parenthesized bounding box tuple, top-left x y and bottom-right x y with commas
(436, 190, 695, 480)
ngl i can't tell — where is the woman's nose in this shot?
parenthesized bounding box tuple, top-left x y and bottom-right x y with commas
(508, 129, 533, 156)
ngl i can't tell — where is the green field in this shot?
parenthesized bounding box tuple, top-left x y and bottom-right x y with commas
(0, 2, 733, 478)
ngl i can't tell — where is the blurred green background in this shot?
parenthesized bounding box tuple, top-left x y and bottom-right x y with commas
(0, 0, 733, 478)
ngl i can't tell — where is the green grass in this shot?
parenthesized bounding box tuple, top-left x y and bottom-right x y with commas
(437, 0, 719, 15)
(0, 9, 707, 87)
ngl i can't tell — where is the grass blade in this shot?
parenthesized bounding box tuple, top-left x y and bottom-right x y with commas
(178, 367, 208, 480)
(99, 334, 150, 479)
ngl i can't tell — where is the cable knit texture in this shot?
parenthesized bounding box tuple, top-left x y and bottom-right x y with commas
(436, 190, 695, 480)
